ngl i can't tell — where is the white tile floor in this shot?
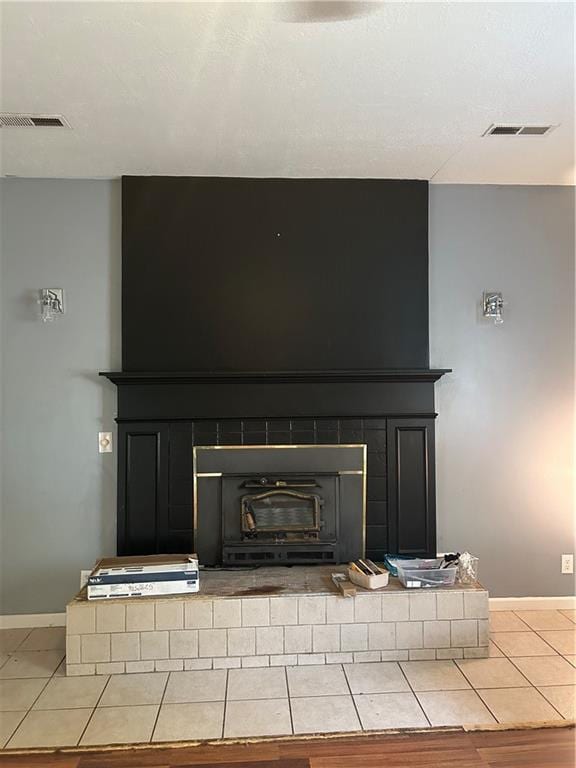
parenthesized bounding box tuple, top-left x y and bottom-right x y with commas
(0, 609, 574, 749)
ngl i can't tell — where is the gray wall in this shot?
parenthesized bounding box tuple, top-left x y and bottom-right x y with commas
(0, 180, 573, 613)
(430, 185, 575, 597)
(1, 179, 120, 614)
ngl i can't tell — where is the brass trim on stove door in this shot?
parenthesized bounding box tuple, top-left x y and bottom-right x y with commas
(362, 443, 367, 557)
(194, 444, 367, 450)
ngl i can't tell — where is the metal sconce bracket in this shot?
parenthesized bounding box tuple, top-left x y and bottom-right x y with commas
(39, 288, 65, 322)
(483, 291, 504, 325)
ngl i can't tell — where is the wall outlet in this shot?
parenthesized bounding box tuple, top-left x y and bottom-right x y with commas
(98, 431, 113, 453)
(561, 554, 574, 574)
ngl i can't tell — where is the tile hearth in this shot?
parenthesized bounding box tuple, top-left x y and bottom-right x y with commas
(65, 566, 491, 676)
(0, 608, 574, 749)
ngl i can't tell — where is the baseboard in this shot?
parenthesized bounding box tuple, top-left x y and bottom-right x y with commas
(489, 596, 576, 611)
(0, 613, 66, 629)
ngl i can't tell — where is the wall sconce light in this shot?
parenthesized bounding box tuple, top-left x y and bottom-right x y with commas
(39, 288, 65, 322)
(483, 291, 504, 325)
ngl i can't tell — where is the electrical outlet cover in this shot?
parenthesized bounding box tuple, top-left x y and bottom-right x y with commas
(98, 432, 113, 453)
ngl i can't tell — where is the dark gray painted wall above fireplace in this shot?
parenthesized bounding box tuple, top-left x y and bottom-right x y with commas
(121, 176, 430, 372)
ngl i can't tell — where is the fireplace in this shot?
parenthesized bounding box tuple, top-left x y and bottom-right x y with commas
(194, 445, 365, 565)
(102, 177, 450, 563)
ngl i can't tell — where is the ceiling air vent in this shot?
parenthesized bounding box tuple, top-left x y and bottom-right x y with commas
(0, 113, 70, 128)
(483, 124, 555, 137)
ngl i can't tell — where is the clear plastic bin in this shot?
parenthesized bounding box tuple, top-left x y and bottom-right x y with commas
(396, 559, 458, 589)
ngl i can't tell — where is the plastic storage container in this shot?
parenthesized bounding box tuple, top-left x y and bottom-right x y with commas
(384, 556, 438, 577)
(395, 558, 458, 589)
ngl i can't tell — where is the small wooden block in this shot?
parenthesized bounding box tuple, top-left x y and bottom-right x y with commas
(332, 574, 357, 598)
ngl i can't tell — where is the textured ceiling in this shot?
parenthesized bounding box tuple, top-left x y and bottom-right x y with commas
(1, 2, 574, 183)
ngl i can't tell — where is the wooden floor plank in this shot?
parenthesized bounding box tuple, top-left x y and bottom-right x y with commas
(310, 752, 486, 768)
(471, 726, 575, 768)
(76, 742, 284, 767)
(0, 726, 573, 768)
(171, 762, 309, 768)
(0, 758, 81, 768)
(277, 730, 471, 757)
(469, 726, 575, 750)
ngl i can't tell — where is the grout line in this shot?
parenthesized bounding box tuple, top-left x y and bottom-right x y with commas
(9, 636, 64, 715)
(1, 710, 29, 749)
(341, 662, 363, 730)
(473, 688, 502, 725)
(221, 667, 229, 739)
(477, 684, 568, 723)
(501, 656, 543, 691)
(487, 632, 573, 689)
(509, 610, 543, 631)
(0, 628, 48, 746)
(149, 669, 171, 743)
(534, 630, 571, 657)
(490, 629, 562, 657)
(495, 653, 564, 661)
(285, 665, 295, 735)
(531, 686, 570, 721)
(449, 658, 474, 688)
(20, 675, 53, 716)
(397, 660, 432, 727)
(75, 673, 112, 747)
(13, 628, 34, 651)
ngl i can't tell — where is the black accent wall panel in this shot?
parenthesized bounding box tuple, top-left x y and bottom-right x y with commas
(122, 177, 429, 372)
(121, 426, 165, 554)
(387, 418, 435, 556)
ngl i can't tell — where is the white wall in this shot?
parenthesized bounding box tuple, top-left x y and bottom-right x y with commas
(0, 180, 573, 614)
(430, 185, 575, 597)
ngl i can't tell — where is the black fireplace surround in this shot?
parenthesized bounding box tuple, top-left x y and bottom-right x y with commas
(102, 177, 449, 563)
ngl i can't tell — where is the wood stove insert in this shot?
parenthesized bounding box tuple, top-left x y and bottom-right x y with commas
(194, 445, 366, 565)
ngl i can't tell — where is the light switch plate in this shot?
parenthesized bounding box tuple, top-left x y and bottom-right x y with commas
(98, 431, 113, 453)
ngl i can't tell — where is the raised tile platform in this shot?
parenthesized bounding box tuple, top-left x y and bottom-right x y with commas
(66, 566, 489, 675)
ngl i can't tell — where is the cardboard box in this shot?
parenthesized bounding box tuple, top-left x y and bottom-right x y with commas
(86, 553, 199, 600)
(88, 560, 199, 585)
(87, 578, 199, 599)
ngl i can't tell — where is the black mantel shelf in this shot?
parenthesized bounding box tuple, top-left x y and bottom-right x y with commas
(100, 369, 451, 385)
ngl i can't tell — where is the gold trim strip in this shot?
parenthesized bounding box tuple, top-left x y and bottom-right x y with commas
(194, 444, 366, 451)
(362, 443, 367, 557)
(338, 470, 364, 476)
(193, 447, 198, 541)
(196, 472, 223, 478)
